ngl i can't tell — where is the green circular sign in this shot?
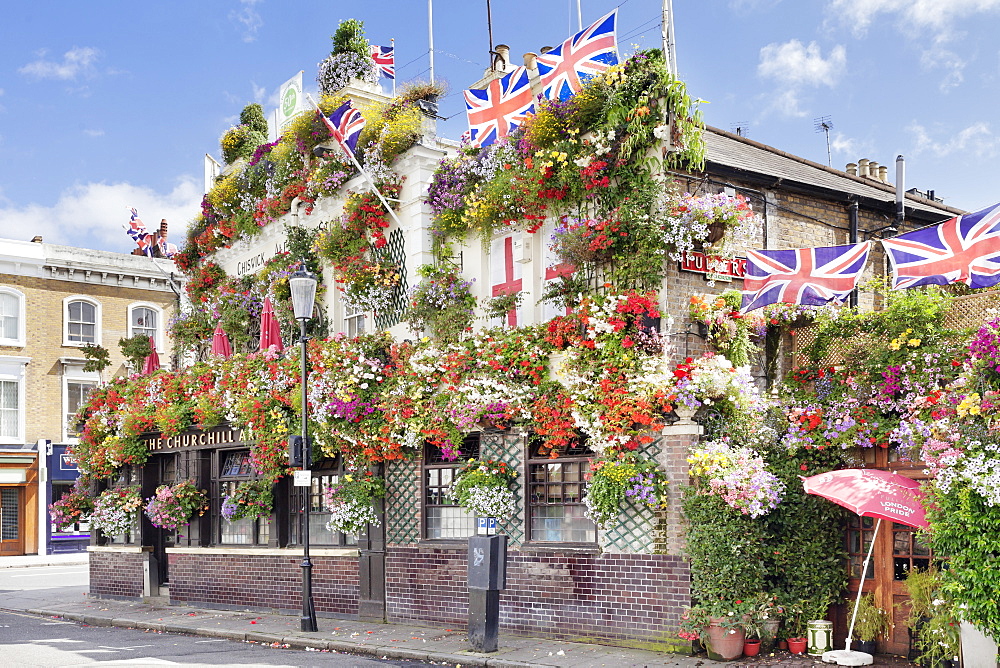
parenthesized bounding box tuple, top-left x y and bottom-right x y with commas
(281, 86, 298, 117)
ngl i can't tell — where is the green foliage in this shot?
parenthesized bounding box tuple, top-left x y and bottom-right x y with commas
(81, 343, 111, 374)
(118, 334, 153, 371)
(682, 490, 767, 608)
(850, 593, 890, 641)
(239, 103, 267, 134)
(927, 482, 1000, 640)
(584, 452, 667, 528)
(331, 18, 368, 58)
(760, 443, 848, 609)
(483, 291, 523, 324)
(222, 479, 274, 521)
(220, 124, 266, 164)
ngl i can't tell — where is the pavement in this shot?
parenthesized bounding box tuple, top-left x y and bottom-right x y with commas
(0, 553, 919, 668)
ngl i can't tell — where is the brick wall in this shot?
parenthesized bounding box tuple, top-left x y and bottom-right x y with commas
(0, 272, 175, 444)
(167, 552, 360, 616)
(386, 545, 690, 648)
(89, 550, 146, 599)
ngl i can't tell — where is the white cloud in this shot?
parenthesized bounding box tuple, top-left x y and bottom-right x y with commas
(829, 0, 1000, 39)
(231, 0, 264, 43)
(0, 178, 202, 252)
(83, 129, 105, 138)
(920, 46, 966, 91)
(908, 121, 1000, 159)
(18, 47, 99, 80)
(762, 89, 807, 118)
(830, 131, 859, 156)
(758, 40, 847, 87)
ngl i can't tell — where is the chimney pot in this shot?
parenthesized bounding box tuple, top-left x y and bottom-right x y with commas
(879, 165, 888, 183)
(523, 52, 538, 70)
(868, 161, 879, 179)
(539, 45, 554, 54)
(493, 44, 510, 71)
(846, 162, 858, 176)
(858, 158, 870, 176)
(30, 236, 42, 243)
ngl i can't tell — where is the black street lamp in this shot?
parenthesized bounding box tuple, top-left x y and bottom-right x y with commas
(289, 267, 318, 633)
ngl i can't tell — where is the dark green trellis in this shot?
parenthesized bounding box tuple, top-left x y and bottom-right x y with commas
(373, 228, 407, 330)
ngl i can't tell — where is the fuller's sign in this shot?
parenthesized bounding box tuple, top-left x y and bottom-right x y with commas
(680, 251, 747, 281)
(142, 426, 245, 452)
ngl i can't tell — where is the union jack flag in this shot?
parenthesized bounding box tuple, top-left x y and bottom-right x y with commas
(370, 45, 394, 80)
(536, 9, 619, 102)
(126, 208, 147, 242)
(741, 242, 871, 312)
(882, 202, 1000, 289)
(463, 66, 535, 148)
(321, 100, 366, 155)
(126, 208, 154, 257)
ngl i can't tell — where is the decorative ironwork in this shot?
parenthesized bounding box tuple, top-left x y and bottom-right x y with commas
(602, 435, 665, 553)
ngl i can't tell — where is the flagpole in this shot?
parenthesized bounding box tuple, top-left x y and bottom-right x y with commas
(428, 0, 435, 84)
(662, 0, 677, 76)
(305, 94, 405, 232)
(391, 38, 396, 97)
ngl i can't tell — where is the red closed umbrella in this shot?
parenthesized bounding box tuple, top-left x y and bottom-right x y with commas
(211, 324, 232, 359)
(259, 296, 284, 353)
(142, 336, 161, 374)
(802, 469, 927, 665)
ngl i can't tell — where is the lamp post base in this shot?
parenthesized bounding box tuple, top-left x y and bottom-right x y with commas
(301, 556, 317, 632)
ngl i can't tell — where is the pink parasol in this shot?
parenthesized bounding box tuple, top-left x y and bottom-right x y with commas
(803, 469, 928, 665)
(211, 324, 232, 359)
(802, 468, 927, 529)
(141, 336, 161, 374)
(259, 296, 284, 353)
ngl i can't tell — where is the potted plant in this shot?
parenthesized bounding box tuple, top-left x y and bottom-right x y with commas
(783, 600, 809, 654)
(144, 480, 209, 531)
(905, 568, 960, 667)
(747, 592, 783, 652)
(679, 600, 749, 661)
(448, 458, 518, 521)
(850, 592, 890, 655)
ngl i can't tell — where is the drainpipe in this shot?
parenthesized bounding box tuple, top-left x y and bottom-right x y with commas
(849, 200, 859, 308)
(895, 155, 905, 230)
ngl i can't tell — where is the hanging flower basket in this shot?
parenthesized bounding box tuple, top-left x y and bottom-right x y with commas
(145, 480, 209, 531)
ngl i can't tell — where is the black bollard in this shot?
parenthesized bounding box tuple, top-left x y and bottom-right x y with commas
(467, 533, 507, 653)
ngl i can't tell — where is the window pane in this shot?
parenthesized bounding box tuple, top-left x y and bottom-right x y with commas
(66, 382, 96, 438)
(132, 307, 157, 339)
(0, 380, 18, 438)
(68, 301, 97, 343)
(0, 293, 18, 340)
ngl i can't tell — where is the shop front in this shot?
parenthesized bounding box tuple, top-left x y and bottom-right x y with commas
(47, 444, 89, 553)
(0, 446, 38, 556)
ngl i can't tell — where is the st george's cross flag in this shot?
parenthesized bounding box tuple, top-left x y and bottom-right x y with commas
(741, 242, 871, 312)
(321, 100, 366, 155)
(882, 202, 1000, 290)
(463, 66, 535, 148)
(536, 9, 619, 102)
(370, 45, 395, 80)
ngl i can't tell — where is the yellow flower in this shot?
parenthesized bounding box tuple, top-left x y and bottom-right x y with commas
(907, 338, 921, 347)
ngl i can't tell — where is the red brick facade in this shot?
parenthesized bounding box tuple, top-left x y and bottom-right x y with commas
(89, 549, 147, 600)
(386, 545, 690, 648)
(167, 552, 360, 616)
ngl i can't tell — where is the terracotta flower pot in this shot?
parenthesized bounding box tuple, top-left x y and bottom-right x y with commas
(787, 636, 808, 655)
(704, 618, 745, 661)
(743, 638, 761, 656)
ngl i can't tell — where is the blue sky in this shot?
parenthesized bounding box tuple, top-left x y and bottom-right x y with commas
(1, 0, 998, 252)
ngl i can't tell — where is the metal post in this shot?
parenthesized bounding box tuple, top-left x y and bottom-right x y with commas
(299, 318, 317, 632)
(428, 0, 435, 84)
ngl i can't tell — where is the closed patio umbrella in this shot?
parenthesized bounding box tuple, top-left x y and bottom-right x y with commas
(802, 469, 928, 666)
(211, 324, 232, 359)
(141, 336, 161, 374)
(259, 296, 284, 353)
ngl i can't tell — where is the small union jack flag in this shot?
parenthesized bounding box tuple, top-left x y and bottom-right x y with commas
(126, 208, 147, 242)
(464, 66, 535, 148)
(741, 242, 871, 312)
(370, 45, 394, 80)
(537, 9, 619, 102)
(321, 100, 366, 155)
(125, 208, 154, 257)
(882, 202, 1000, 290)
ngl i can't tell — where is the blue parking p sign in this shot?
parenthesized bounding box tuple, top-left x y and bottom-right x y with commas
(476, 517, 497, 535)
